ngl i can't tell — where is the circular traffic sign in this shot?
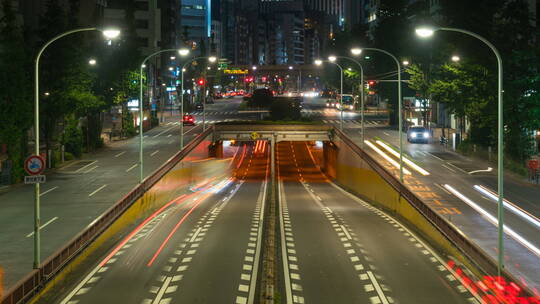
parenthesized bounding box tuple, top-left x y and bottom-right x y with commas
(24, 155, 45, 175)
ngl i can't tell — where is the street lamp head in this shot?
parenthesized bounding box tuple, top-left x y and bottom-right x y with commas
(314, 59, 323, 66)
(208, 56, 217, 63)
(207, 66, 211, 70)
(415, 27, 435, 38)
(170, 56, 176, 60)
(168, 67, 174, 71)
(402, 60, 410, 66)
(178, 48, 190, 56)
(347, 67, 352, 71)
(88, 59, 97, 65)
(289, 66, 293, 70)
(350, 48, 362, 56)
(252, 66, 257, 70)
(451, 55, 461, 62)
(142, 64, 146, 68)
(102, 29, 121, 39)
(328, 55, 337, 62)
(182, 68, 186, 72)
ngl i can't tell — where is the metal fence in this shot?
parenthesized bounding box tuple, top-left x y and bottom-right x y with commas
(1, 128, 212, 304)
(333, 128, 533, 297)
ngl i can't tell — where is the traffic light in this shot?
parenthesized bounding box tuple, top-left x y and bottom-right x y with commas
(367, 80, 376, 89)
(198, 78, 205, 86)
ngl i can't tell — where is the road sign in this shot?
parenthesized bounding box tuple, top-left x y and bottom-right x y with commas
(24, 155, 45, 176)
(250, 132, 260, 140)
(24, 175, 46, 184)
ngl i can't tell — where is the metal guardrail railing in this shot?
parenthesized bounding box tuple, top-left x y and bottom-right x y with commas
(333, 128, 533, 297)
(1, 128, 212, 304)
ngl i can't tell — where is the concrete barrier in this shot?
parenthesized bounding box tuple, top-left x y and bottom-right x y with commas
(318, 128, 534, 299)
(2, 129, 240, 304)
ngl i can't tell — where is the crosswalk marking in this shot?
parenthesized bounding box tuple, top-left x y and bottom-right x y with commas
(321, 120, 384, 125)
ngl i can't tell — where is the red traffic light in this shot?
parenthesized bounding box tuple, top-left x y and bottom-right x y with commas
(198, 78, 205, 86)
(368, 80, 376, 86)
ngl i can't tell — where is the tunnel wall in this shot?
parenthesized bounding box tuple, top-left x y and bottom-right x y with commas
(22, 132, 240, 304)
(317, 129, 525, 294)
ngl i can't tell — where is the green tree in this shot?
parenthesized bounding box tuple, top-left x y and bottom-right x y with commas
(0, 0, 32, 182)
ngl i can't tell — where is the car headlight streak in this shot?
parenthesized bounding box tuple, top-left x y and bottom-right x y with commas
(444, 184, 540, 257)
(375, 140, 430, 176)
(364, 140, 412, 175)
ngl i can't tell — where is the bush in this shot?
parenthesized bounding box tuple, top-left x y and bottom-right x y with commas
(63, 118, 83, 158)
(270, 97, 301, 121)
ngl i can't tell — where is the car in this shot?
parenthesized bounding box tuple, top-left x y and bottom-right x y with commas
(326, 98, 338, 108)
(407, 126, 431, 143)
(194, 103, 204, 110)
(336, 94, 356, 111)
(182, 115, 195, 126)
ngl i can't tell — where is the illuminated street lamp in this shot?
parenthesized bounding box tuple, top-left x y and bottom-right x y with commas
(451, 55, 461, 62)
(316, 58, 344, 130)
(33, 27, 120, 269)
(351, 47, 404, 182)
(139, 47, 190, 182)
(181, 56, 219, 139)
(88, 59, 97, 65)
(402, 60, 410, 66)
(416, 25, 505, 276)
(328, 55, 337, 62)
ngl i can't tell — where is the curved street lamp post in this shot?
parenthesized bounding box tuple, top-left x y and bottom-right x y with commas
(139, 48, 190, 183)
(416, 26, 505, 276)
(33, 27, 120, 268)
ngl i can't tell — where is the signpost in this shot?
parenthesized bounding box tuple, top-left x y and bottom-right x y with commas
(24, 155, 46, 268)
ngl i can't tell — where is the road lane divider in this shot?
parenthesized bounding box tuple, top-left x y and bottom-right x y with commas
(83, 165, 99, 174)
(88, 184, 107, 197)
(39, 186, 58, 197)
(74, 160, 97, 173)
(150, 150, 159, 157)
(114, 151, 126, 158)
(26, 217, 59, 238)
(444, 184, 540, 258)
(126, 163, 138, 172)
(473, 185, 540, 230)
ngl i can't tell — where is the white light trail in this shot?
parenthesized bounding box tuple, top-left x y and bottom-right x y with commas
(375, 140, 430, 176)
(364, 140, 412, 175)
(444, 184, 540, 257)
(474, 185, 540, 230)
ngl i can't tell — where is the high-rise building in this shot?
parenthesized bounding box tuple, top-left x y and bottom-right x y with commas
(180, 0, 212, 55)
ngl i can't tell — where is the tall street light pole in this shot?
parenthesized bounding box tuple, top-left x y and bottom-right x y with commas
(335, 54, 365, 145)
(352, 48, 403, 182)
(34, 27, 120, 268)
(139, 48, 190, 183)
(416, 26, 505, 276)
(325, 57, 344, 131)
(181, 56, 217, 145)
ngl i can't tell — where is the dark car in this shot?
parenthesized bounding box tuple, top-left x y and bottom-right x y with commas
(407, 126, 430, 143)
(183, 115, 195, 126)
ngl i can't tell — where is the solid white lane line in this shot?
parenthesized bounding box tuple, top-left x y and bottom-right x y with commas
(26, 217, 59, 237)
(89, 184, 107, 197)
(60, 264, 102, 304)
(126, 163, 138, 172)
(150, 150, 159, 157)
(75, 160, 97, 173)
(152, 276, 172, 304)
(115, 151, 126, 158)
(40, 186, 58, 196)
(367, 271, 390, 304)
(375, 140, 430, 176)
(383, 132, 390, 136)
(189, 227, 203, 243)
(248, 175, 269, 304)
(279, 180, 293, 304)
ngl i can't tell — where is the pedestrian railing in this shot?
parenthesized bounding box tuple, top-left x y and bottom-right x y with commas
(1, 128, 212, 304)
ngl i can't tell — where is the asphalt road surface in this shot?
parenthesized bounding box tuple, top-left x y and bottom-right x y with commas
(303, 104, 540, 290)
(45, 142, 269, 304)
(276, 141, 478, 304)
(0, 97, 257, 289)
